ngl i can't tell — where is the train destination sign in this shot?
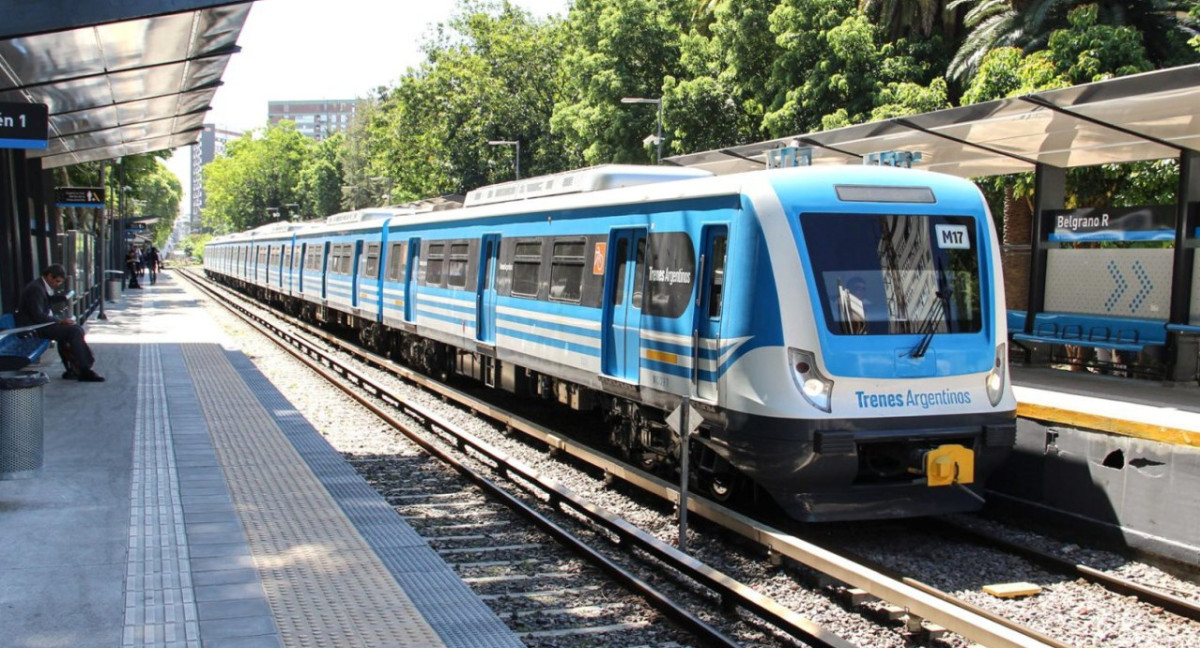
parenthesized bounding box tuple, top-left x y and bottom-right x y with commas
(55, 187, 105, 208)
(0, 102, 49, 150)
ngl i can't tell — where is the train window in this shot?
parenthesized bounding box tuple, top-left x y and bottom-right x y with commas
(611, 239, 628, 306)
(330, 244, 345, 275)
(386, 242, 407, 280)
(801, 213, 982, 335)
(362, 243, 380, 278)
(708, 234, 727, 318)
(447, 243, 470, 288)
(549, 240, 585, 303)
(426, 243, 445, 285)
(645, 232, 695, 318)
(512, 241, 542, 298)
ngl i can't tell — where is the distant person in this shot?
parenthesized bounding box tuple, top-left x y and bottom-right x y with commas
(145, 246, 160, 284)
(15, 264, 105, 382)
(125, 248, 141, 289)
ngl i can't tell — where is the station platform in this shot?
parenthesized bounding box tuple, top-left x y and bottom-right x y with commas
(0, 273, 523, 648)
(1012, 365, 1200, 447)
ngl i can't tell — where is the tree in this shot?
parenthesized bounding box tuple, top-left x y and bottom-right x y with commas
(671, 0, 782, 150)
(764, 0, 943, 136)
(551, 0, 691, 165)
(949, 0, 1199, 83)
(297, 133, 345, 218)
(135, 161, 183, 246)
(201, 122, 312, 233)
(367, 1, 567, 198)
(858, 0, 961, 42)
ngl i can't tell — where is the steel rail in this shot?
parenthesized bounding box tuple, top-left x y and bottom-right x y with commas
(185, 270, 1061, 648)
(180, 271, 766, 648)
(939, 518, 1200, 623)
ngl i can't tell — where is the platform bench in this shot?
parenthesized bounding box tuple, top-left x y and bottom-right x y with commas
(1009, 311, 1167, 354)
(0, 314, 51, 371)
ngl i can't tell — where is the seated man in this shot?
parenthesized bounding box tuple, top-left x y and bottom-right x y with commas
(15, 264, 105, 382)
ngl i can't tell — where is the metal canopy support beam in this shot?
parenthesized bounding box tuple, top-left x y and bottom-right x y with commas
(1168, 152, 1200, 381)
(1026, 163, 1067, 333)
(0, 151, 23, 312)
(0, 0, 249, 39)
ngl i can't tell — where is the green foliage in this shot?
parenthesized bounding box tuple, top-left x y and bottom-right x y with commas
(201, 122, 312, 233)
(297, 133, 345, 218)
(1046, 4, 1153, 83)
(552, 0, 691, 164)
(763, 1, 941, 136)
(136, 161, 183, 246)
(366, 1, 568, 198)
(182, 233, 212, 262)
(950, 0, 1199, 83)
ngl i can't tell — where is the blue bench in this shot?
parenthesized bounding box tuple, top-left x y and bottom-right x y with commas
(0, 314, 52, 371)
(1009, 311, 1166, 354)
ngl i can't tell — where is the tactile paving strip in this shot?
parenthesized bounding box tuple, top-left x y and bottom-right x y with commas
(183, 343, 520, 647)
(122, 343, 201, 647)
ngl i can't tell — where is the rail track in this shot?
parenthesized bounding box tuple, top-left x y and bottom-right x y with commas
(178, 268, 1200, 648)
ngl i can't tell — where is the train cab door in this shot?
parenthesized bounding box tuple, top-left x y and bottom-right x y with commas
(693, 225, 728, 402)
(476, 234, 500, 343)
(404, 237, 421, 323)
(602, 228, 647, 382)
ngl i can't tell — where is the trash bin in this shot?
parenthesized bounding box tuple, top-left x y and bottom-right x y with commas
(0, 370, 48, 480)
(105, 278, 122, 301)
(104, 270, 124, 302)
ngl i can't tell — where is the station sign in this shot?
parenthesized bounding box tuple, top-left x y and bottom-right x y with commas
(55, 187, 105, 208)
(0, 102, 49, 150)
(1048, 205, 1175, 242)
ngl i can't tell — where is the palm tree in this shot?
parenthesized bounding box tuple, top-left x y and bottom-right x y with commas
(948, 0, 1199, 82)
(859, 0, 960, 42)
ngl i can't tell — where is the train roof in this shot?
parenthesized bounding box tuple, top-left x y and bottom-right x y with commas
(209, 163, 982, 244)
(463, 164, 713, 207)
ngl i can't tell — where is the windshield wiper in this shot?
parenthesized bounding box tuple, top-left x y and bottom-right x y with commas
(909, 262, 951, 358)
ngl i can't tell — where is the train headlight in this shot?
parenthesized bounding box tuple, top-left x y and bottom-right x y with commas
(985, 343, 1006, 406)
(789, 348, 833, 413)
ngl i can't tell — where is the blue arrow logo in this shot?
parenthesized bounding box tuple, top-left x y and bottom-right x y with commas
(1105, 261, 1127, 312)
(1130, 260, 1153, 313)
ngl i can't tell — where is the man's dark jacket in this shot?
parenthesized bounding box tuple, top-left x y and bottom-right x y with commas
(15, 277, 54, 327)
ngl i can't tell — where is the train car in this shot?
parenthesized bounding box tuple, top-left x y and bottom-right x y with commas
(205, 163, 1016, 521)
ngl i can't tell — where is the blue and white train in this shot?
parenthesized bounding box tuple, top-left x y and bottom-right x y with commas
(205, 164, 1016, 521)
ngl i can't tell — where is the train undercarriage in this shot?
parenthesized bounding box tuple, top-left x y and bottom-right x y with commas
(229, 276, 748, 503)
(220, 274, 1010, 520)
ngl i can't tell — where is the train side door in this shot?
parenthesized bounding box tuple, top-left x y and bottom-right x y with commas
(404, 237, 421, 322)
(476, 234, 500, 343)
(694, 225, 728, 402)
(350, 240, 363, 309)
(320, 241, 331, 300)
(602, 228, 647, 382)
(297, 243, 307, 293)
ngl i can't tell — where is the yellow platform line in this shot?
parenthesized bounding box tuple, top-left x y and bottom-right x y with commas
(1017, 402, 1200, 449)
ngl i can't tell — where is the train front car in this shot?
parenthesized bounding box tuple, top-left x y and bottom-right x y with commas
(722, 165, 1016, 522)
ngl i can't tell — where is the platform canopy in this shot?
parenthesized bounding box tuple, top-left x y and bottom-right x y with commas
(666, 64, 1200, 179)
(0, 0, 253, 169)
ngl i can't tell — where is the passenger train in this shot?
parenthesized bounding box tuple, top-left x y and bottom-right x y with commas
(204, 163, 1017, 521)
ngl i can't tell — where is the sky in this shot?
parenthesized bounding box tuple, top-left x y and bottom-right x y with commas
(166, 0, 569, 195)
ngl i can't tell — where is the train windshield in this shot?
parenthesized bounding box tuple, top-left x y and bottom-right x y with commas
(801, 213, 982, 336)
